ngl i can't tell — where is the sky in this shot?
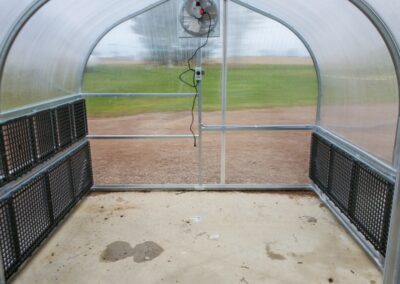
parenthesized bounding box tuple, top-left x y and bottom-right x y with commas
(91, 2, 309, 60)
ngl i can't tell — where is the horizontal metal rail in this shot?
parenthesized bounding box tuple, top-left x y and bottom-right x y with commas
(88, 134, 198, 140)
(312, 183, 384, 270)
(203, 124, 315, 131)
(92, 183, 313, 191)
(316, 126, 396, 181)
(0, 94, 82, 123)
(82, 93, 196, 98)
(0, 139, 88, 199)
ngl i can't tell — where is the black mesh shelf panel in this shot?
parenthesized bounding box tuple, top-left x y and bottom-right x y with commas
(70, 144, 93, 197)
(0, 200, 17, 279)
(0, 99, 88, 187)
(0, 141, 93, 279)
(12, 176, 51, 259)
(328, 148, 355, 214)
(0, 99, 91, 279)
(352, 164, 394, 256)
(72, 100, 88, 140)
(1, 118, 35, 178)
(309, 133, 395, 257)
(32, 110, 56, 161)
(48, 160, 75, 221)
(309, 133, 331, 192)
(0, 142, 5, 186)
(54, 105, 72, 148)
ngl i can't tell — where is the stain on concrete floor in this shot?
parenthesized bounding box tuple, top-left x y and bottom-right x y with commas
(300, 216, 318, 224)
(132, 241, 164, 263)
(100, 241, 134, 262)
(265, 243, 286, 261)
(101, 241, 163, 263)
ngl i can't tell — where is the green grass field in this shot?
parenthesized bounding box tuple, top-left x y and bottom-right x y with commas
(83, 64, 317, 118)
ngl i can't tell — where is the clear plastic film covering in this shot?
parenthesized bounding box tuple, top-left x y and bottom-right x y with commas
(364, 0, 400, 50)
(0, 0, 165, 112)
(0, 0, 36, 51)
(84, 1, 221, 95)
(0, 0, 398, 165)
(240, 0, 398, 164)
(81, 0, 221, 135)
(226, 2, 317, 126)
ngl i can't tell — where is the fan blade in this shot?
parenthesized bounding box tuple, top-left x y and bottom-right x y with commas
(189, 19, 202, 33)
(202, 1, 212, 9)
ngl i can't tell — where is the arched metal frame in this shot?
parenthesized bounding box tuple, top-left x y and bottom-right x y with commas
(348, 0, 400, 167)
(0, 0, 398, 151)
(0, 2, 397, 126)
(0, 0, 49, 109)
(0, 0, 397, 173)
(76, 0, 323, 124)
(345, 1, 400, 283)
(77, 0, 324, 188)
(0, 0, 400, 283)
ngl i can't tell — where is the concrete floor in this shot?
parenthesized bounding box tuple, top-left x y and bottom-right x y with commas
(12, 192, 382, 284)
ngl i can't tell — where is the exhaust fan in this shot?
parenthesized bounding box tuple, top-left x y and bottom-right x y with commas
(179, 0, 219, 37)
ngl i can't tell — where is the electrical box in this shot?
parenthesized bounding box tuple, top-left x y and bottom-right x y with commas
(195, 67, 203, 81)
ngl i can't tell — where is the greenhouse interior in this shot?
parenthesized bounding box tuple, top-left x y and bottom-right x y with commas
(0, 0, 400, 283)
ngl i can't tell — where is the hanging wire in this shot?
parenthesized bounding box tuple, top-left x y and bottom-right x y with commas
(179, 12, 213, 147)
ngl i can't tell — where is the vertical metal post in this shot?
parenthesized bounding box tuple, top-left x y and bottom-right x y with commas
(8, 200, 20, 264)
(0, 252, 5, 284)
(68, 104, 74, 145)
(220, 0, 228, 184)
(49, 109, 57, 154)
(0, 128, 9, 184)
(393, 116, 400, 167)
(314, 64, 323, 126)
(384, 168, 400, 284)
(384, 110, 400, 283)
(70, 103, 77, 141)
(44, 173, 55, 224)
(196, 43, 203, 186)
(28, 116, 38, 165)
(82, 100, 89, 136)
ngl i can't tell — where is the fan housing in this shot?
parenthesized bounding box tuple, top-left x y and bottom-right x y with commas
(179, 0, 219, 37)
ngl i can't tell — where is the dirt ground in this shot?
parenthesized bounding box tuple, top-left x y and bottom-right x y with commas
(89, 106, 315, 184)
(12, 192, 382, 284)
